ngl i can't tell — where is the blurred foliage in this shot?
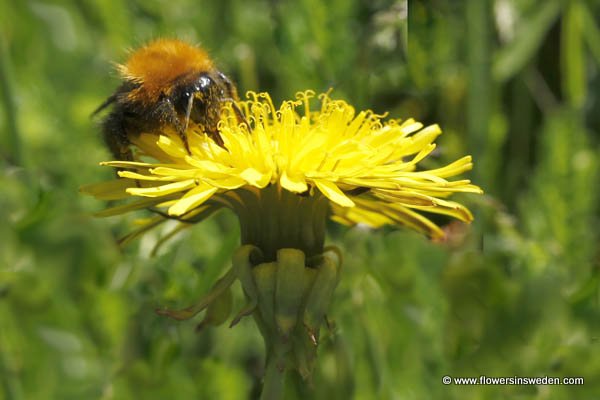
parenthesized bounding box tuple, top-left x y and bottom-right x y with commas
(1, 0, 599, 399)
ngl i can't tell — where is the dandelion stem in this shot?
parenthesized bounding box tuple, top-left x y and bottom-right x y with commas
(260, 356, 286, 400)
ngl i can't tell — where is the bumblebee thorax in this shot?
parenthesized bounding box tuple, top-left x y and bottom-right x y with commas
(118, 39, 215, 103)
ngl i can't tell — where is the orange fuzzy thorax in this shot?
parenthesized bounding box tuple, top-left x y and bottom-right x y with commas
(118, 39, 215, 103)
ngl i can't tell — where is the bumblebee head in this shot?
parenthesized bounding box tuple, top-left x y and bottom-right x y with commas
(171, 71, 238, 132)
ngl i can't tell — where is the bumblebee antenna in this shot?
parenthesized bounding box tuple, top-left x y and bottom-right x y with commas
(91, 93, 118, 117)
(92, 81, 140, 117)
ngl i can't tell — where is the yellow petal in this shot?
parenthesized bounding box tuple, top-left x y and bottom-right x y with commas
(118, 170, 176, 181)
(313, 179, 355, 207)
(150, 167, 201, 178)
(157, 135, 188, 159)
(280, 170, 308, 193)
(126, 179, 196, 197)
(205, 176, 246, 190)
(240, 168, 270, 188)
(168, 184, 218, 216)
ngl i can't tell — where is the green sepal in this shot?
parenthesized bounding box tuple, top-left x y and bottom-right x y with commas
(195, 285, 233, 331)
(155, 266, 237, 320)
(293, 266, 318, 380)
(302, 251, 341, 340)
(230, 245, 263, 327)
(274, 248, 308, 338)
(252, 261, 277, 331)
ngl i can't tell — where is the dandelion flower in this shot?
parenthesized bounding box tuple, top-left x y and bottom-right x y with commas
(82, 90, 482, 395)
(83, 90, 481, 249)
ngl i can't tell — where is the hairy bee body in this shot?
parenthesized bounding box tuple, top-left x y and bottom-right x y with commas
(95, 39, 238, 160)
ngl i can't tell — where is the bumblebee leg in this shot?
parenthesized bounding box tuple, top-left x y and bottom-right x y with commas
(217, 74, 247, 129)
(176, 94, 194, 154)
(178, 128, 192, 155)
(160, 98, 192, 155)
(225, 98, 250, 130)
(183, 92, 194, 133)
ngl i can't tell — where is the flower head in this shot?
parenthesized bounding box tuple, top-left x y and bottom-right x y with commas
(82, 90, 482, 247)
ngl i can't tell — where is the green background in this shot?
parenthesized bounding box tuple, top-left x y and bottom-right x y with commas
(1, 0, 599, 399)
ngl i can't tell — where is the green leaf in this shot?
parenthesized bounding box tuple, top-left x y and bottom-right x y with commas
(562, 0, 587, 109)
(582, 1, 600, 65)
(493, 0, 563, 82)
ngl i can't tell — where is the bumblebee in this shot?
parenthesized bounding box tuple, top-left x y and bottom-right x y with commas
(94, 38, 239, 160)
